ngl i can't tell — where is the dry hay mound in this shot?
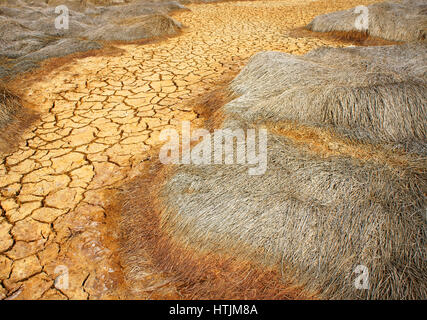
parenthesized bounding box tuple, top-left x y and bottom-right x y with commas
(86, 14, 182, 41)
(0, 0, 185, 78)
(227, 43, 427, 154)
(0, 84, 38, 154)
(119, 44, 427, 299)
(306, 0, 427, 42)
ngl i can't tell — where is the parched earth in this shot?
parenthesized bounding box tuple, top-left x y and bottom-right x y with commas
(0, 0, 381, 300)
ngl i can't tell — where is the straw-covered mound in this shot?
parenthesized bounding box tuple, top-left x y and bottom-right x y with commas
(0, 83, 38, 154)
(86, 14, 182, 41)
(119, 44, 427, 299)
(0, 0, 185, 78)
(306, 0, 427, 42)
(227, 43, 427, 153)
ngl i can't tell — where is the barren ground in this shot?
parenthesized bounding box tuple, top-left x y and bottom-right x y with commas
(0, 0, 380, 299)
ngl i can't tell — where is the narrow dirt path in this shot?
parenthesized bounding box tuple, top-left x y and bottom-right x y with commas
(0, 0, 380, 299)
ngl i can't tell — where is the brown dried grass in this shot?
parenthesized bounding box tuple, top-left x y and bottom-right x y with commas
(289, 27, 400, 46)
(118, 157, 316, 299)
(0, 82, 39, 155)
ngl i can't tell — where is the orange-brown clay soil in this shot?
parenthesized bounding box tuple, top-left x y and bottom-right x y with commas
(0, 0, 382, 299)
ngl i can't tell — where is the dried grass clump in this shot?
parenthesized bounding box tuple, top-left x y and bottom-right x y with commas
(162, 133, 426, 299)
(118, 44, 426, 299)
(226, 44, 426, 153)
(119, 161, 312, 300)
(287, 27, 400, 47)
(306, 0, 427, 42)
(86, 14, 182, 41)
(119, 126, 426, 299)
(0, 83, 38, 154)
(0, 0, 186, 78)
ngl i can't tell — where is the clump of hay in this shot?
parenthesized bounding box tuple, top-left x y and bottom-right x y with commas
(306, 0, 427, 42)
(86, 14, 182, 41)
(226, 44, 426, 153)
(118, 44, 426, 299)
(0, 83, 38, 154)
(0, 0, 186, 79)
(286, 27, 400, 47)
(119, 161, 312, 299)
(119, 127, 426, 299)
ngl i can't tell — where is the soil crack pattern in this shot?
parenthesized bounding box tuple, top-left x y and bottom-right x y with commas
(0, 0, 381, 299)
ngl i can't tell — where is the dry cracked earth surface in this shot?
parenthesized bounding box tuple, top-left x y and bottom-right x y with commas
(0, 0, 381, 299)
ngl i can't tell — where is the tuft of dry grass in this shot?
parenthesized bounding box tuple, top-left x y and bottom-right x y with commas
(288, 27, 399, 46)
(0, 0, 187, 79)
(227, 44, 427, 154)
(86, 14, 182, 41)
(118, 44, 426, 300)
(118, 158, 315, 300)
(0, 82, 39, 155)
(306, 0, 427, 43)
(118, 128, 426, 299)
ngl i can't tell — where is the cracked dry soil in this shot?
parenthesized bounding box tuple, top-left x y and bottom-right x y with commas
(0, 0, 380, 300)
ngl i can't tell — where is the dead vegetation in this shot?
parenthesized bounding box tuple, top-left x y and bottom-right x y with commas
(0, 0, 187, 79)
(0, 83, 38, 155)
(87, 14, 182, 41)
(306, 0, 427, 42)
(227, 44, 427, 154)
(287, 27, 399, 46)
(118, 44, 427, 299)
(119, 160, 314, 299)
